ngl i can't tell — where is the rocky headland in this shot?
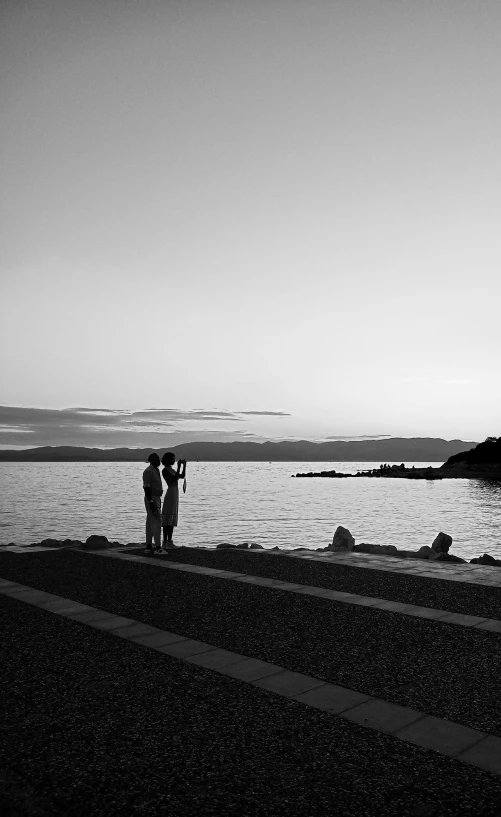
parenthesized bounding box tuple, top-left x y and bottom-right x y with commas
(294, 436, 501, 480)
(294, 464, 446, 479)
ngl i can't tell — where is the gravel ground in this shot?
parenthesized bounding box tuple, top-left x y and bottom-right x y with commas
(2, 595, 501, 817)
(152, 547, 501, 620)
(0, 550, 500, 738)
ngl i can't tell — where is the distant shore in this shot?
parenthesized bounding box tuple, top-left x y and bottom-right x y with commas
(0, 437, 478, 462)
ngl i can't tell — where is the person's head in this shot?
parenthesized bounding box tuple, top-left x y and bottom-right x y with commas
(161, 451, 176, 467)
(147, 452, 160, 468)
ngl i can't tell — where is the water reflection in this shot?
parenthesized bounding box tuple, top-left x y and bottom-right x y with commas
(467, 480, 501, 542)
(470, 479, 501, 500)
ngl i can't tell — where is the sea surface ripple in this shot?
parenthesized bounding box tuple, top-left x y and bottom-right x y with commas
(1, 461, 500, 561)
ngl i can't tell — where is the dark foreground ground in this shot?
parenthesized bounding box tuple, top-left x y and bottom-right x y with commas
(1, 548, 501, 816)
(142, 546, 501, 620)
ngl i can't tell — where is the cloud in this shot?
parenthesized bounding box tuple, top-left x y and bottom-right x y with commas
(133, 409, 246, 421)
(322, 435, 393, 441)
(238, 411, 290, 416)
(0, 405, 290, 448)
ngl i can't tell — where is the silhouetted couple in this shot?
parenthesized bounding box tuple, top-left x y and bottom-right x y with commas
(142, 452, 187, 554)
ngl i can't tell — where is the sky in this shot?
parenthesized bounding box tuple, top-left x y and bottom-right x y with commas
(1, 0, 500, 448)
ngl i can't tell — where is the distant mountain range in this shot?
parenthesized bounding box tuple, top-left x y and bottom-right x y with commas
(0, 438, 478, 462)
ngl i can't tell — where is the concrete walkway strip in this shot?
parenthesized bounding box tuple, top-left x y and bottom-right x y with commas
(2, 578, 501, 778)
(4, 543, 501, 587)
(286, 550, 501, 587)
(94, 550, 501, 634)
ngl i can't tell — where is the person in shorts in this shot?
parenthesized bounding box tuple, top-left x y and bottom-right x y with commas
(143, 453, 163, 554)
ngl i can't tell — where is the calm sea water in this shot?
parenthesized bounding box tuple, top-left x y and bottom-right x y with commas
(0, 462, 500, 561)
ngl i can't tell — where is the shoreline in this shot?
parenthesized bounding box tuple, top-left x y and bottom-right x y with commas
(294, 466, 501, 480)
(2, 536, 501, 567)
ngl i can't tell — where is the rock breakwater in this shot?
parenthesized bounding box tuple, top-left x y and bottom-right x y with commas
(320, 526, 501, 566)
(5, 529, 501, 567)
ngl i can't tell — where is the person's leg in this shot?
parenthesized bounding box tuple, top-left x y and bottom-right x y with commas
(144, 498, 154, 553)
(152, 523, 161, 550)
(161, 496, 169, 547)
(166, 496, 179, 547)
(152, 498, 162, 551)
(161, 525, 175, 549)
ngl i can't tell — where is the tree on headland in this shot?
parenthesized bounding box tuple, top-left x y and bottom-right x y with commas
(443, 436, 501, 467)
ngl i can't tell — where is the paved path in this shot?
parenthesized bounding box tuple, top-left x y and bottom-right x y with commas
(94, 549, 501, 634)
(282, 550, 501, 587)
(2, 575, 501, 778)
(4, 543, 501, 587)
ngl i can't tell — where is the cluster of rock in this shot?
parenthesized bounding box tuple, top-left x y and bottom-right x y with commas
(404, 469, 444, 480)
(353, 464, 444, 479)
(35, 535, 125, 550)
(216, 542, 265, 550)
(14, 530, 500, 566)
(325, 526, 501, 565)
(294, 469, 351, 478)
(294, 466, 444, 479)
(469, 553, 501, 566)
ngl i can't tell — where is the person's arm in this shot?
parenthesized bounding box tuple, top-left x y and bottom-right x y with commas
(143, 478, 157, 514)
(175, 459, 187, 478)
(172, 461, 186, 480)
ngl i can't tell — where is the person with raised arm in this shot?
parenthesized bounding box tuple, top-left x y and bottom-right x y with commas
(160, 452, 187, 550)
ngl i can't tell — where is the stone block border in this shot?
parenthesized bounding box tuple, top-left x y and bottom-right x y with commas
(288, 550, 501, 587)
(5, 544, 501, 589)
(1, 576, 501, 778)
(93, 550, 501, 635)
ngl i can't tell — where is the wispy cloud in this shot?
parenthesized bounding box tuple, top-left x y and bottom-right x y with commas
(0, 405, 291, 448)
(238, 411, 290, 416)
(322, 435, 393, 441)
